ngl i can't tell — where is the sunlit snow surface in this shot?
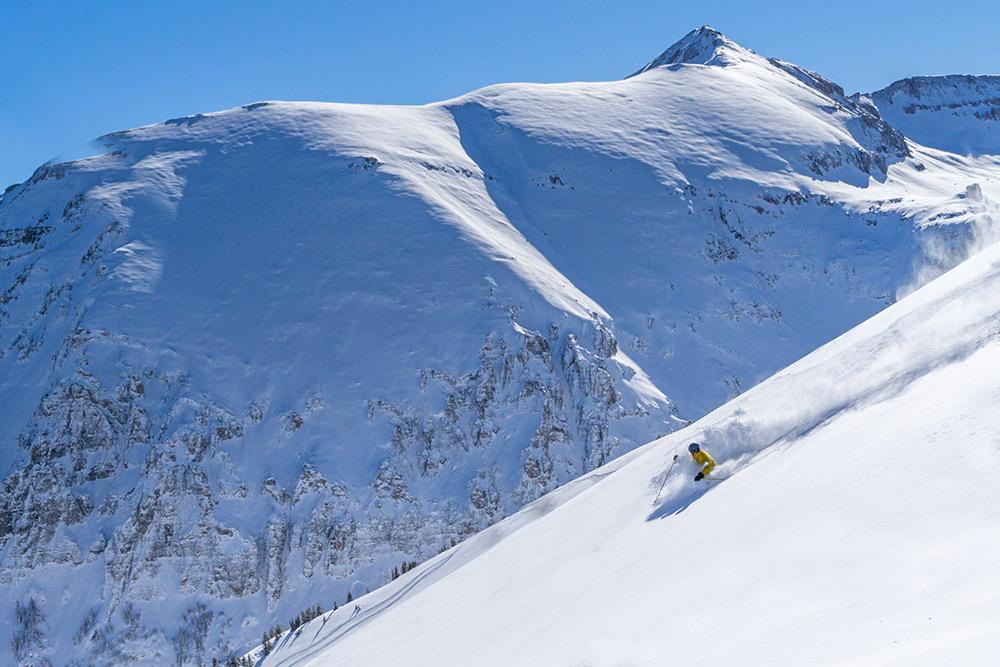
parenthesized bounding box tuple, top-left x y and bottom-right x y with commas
(261, 233, 1000, 667)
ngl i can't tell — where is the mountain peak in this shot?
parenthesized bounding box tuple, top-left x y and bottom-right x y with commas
(628, 25, 756, 77)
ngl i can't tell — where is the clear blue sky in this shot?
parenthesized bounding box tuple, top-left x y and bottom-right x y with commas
(3, 0, 999, 187)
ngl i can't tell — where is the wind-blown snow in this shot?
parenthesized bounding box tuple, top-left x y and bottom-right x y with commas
(260, 239, 1000, 667)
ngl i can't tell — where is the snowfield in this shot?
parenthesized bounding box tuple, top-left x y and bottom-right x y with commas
(259, 227, 1000, 667)
(2, 25, 1000, 664)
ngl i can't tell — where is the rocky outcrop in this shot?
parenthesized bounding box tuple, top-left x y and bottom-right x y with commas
(0, 306, 657, 665)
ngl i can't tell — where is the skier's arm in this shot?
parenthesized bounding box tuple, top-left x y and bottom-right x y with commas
(700, 453, 716, 476)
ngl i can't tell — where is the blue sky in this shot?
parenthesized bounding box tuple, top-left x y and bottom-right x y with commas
(3, 0, 999, 187)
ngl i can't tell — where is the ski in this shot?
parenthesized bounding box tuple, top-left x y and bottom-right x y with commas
(703, 476, 730, 483)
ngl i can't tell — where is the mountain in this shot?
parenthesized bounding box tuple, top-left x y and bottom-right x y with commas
(628, 24, 758, 72)
(256, 216, 1000, 667)
(870, 75, 1000, 156)
(2, 26, 999, 665)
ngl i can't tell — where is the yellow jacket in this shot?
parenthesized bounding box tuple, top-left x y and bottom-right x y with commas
(691, 449, 716, 477)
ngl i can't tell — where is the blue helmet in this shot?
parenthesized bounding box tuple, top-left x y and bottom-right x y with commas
(688, 442, 700, 453)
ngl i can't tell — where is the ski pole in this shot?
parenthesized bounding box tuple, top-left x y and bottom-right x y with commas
(653, 454, 679, 505)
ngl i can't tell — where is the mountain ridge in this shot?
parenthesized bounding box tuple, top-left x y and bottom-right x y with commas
(869, 74, 1000, 155)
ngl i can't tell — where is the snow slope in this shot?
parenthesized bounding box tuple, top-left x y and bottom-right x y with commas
(2, 25, 1000, 664)
(260, 239, 1000, 667)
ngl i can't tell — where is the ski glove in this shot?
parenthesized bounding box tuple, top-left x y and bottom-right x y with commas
(694, 472, 704, 481)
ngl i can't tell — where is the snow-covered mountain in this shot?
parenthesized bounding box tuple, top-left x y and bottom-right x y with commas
(870, 75, 1000, 156)
(1, 25, 998, 665)
(256, 208, 1000, 667)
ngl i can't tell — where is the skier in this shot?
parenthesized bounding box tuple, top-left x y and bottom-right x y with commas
(688, 442, 716, 481)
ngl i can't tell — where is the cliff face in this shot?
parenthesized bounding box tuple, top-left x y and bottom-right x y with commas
(2, 27, 999, 665)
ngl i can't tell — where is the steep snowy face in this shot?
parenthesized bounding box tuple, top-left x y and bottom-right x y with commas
(1, 26, 999, 666)
(443, 34, 997, 417)
(257, 235, 1000, 667)
(870, 75, 1000, 155)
